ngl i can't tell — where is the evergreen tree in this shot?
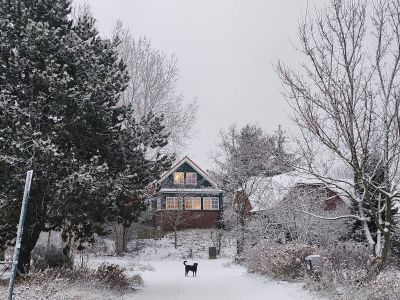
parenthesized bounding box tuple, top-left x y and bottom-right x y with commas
(0, 0, 173, 273)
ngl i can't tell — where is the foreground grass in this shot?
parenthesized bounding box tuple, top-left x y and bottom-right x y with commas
(0, 265, 138, 300)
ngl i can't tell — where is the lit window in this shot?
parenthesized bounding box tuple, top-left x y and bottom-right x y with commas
(185, 197, 201, 210)
(174, 172, 184, 185)
(166, 197, 180, 210)
(203, 197, 219, 210)
(186, 172, 197, 185)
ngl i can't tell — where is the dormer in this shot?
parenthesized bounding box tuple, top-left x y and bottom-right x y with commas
(157, 156, 218, 189)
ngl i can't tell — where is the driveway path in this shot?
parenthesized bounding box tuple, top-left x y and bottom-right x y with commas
(130, 259, 325, 300)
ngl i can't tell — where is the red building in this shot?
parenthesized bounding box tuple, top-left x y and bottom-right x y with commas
(152, 157, 223, 233)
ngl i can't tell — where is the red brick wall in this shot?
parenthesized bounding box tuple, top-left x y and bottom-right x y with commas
(154, 210, 220, 233)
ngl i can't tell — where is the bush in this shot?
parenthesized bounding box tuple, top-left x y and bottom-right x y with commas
(337, 268, 400, 300)
(95, 263, 129, 289)
(131, 274, 144, 287)
(0, 267, 131, 299)
(243, 240, 316, 280)
(32, 245, 73, 270)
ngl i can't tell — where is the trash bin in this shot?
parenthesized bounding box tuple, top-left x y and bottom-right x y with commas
(209, 247, 217, 259)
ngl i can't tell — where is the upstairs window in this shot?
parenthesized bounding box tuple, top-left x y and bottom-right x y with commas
(173, 172, 184, 185)
(203, 197, 219, 210)
(186, 172, 197, 185)
(184, 197, 201, 210)
(166, 197, 180, 210)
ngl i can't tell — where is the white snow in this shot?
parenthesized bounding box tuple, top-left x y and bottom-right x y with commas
(128, 259, 324, 300)
(247, 171, 353, 212)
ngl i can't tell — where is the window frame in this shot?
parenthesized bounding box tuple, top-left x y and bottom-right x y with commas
(203, 197, 220, 210)
(156, 199, 162, 211)
(173, 172, 185, 185)
(185, 172, 197, 185)
(184, 197, 202, 210)
(165, 197, 180, 210)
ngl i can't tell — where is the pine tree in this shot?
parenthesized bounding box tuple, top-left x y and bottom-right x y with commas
(0, 0, 173, 273)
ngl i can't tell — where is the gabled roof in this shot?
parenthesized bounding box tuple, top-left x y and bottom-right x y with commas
(157, 156, 218, 188)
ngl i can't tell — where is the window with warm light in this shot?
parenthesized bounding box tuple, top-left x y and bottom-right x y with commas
(203, 197, 219, 210)
(166, 197, 180, 210)
(184, 197, 201, 210)
(185, 172, 197, 185)
(173, 172, 184, 185)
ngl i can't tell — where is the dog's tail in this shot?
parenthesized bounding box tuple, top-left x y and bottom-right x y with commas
(183, 261, 187, 266)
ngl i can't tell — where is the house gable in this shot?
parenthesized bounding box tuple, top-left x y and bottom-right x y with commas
(158, 157, 218, 189)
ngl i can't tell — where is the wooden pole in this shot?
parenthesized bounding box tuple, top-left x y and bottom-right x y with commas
(7, 170, 33, 300)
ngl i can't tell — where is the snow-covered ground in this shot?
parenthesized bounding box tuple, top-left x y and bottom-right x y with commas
(1, 230, 327, 299)
(85, 230, 326, 299)
(128, 259, 324, 300)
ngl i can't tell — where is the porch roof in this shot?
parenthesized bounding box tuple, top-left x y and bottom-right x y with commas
(160, 188, 223, 195)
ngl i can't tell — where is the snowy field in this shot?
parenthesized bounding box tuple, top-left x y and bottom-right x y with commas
(84, 230, 327, 299)
(128, 259, 324, 300)
(0, 230, 327, 299)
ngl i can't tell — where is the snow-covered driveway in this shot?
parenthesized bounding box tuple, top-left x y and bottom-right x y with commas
(129, 259, 324, 300)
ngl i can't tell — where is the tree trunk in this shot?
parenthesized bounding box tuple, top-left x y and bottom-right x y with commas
(115, 223, 125, 256)
(236, 218, 245, 256)
(174, 228, 178, 249)
(123, 225, 128, 253)
(17, 224, 42, 275)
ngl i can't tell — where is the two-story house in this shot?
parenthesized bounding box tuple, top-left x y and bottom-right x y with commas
(153, 156, 223, 232)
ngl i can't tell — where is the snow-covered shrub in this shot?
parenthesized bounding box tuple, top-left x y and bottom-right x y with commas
(243, 240, 316, 280)
(95, 263, 129, 289)
(337, 269, 400, 300)
(0, 267, 131, 299)
(305, 242, 372, 295)
(87, 235, 116, 256)
(131, 274, 144, 287)
(31, 245, 73, 270)
(308, 242, 400, 300)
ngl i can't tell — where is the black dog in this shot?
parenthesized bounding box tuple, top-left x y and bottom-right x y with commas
(183, 261, 198, 277)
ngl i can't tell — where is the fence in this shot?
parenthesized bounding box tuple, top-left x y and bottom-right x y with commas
(136, 228, 162, 240)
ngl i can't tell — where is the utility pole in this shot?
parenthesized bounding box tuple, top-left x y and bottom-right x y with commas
(7, 170, 33, 300)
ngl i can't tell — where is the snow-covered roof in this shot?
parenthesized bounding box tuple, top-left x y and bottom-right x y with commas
(246, 171, 352, 212)
(160, 188, 223, 195)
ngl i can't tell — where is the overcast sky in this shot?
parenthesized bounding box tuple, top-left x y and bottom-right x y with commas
(73, 0, 319, 169)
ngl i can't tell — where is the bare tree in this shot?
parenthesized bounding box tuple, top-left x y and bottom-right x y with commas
(276, 0, 400, 265)
(113, 22, 198, 153)
(210, 228, 224, 255)
(211, 124, 293, 255)
(277, 186, 351, 245)
(161, 210, 200, 249)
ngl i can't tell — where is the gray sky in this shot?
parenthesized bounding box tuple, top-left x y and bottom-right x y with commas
(73, 0, 319, 169)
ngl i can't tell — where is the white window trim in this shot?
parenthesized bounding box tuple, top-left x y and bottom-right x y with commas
(184, 197, 202, 210)
(166, 197, 180, 210)
(173, 172, 185, 185)
(156, 199, 162, 211)
(185, 172, 197, 185)
(203, 197, 219, 210)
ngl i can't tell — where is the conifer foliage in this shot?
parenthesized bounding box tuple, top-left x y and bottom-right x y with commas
(0, 0, 173, 273)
